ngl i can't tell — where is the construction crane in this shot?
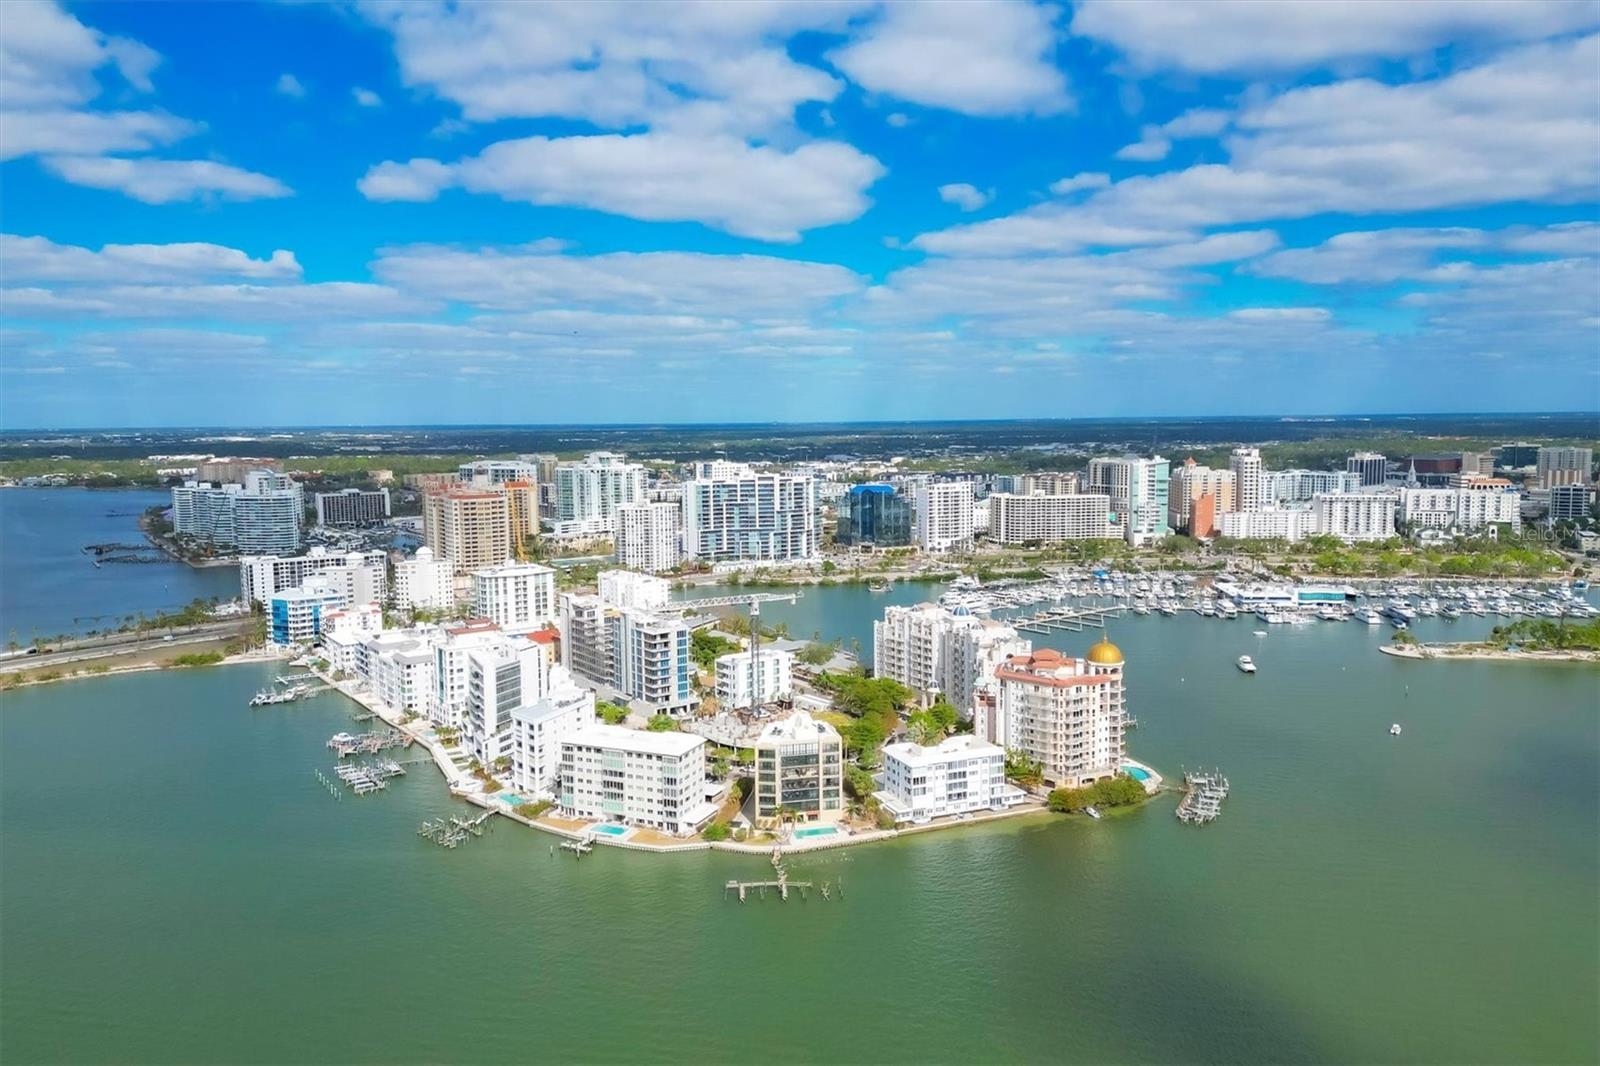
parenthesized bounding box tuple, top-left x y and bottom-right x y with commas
(676, 591, 802, 710)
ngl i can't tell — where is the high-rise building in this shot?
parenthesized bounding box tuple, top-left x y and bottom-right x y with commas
(836, 484, 913, 547)
(195, 457, 283, 483)
(559, 585, 695, 717)
(913, 480, 975, 552)
(465, 638, 554, 766)
(1218, 508, 1317, 542)
(553, 452, 646, 537)
(558, 725, 716, 835)
(393, 546, 455, 612)
(995, 640, 1127, 789)
(458, 459, 541, 486)
(683, 469, 818, 564)
(470, 561, 557, 634)
(1497, 442, 1541, 470)
(428, 619, 504, 729)
(423, 487, 511, 573)
(1346, 451, 1388, 487)
(1548, 483, 1592, 523)
(615, 502, 683, 573)
(715, 646, 794, 709)
(1260, 469, 1362, 505)
(1086, 456, 1169, 545)
(239, 546, 387, 606)
(1398, 480, 1521, 532)
(1230, 447, 1263, 513)
(1312, 492, 1398, 542)
(1169, 459, 1236, 537)
(1537, 447, 1593, 488)
(873, 603, 1029, 715)
(754, 712, 843, 824)
(268, 576, 344, 645)
(988, 492, 1114, 544)
(313, 488, 391, 527)
(508, 669, 595, 798)
(172, 470, 303, 554)
(1022, 471, 1081, 496)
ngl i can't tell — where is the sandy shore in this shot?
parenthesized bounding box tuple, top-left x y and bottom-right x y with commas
(1380, 642, 1600, 664)
(0, 643, 287, 689)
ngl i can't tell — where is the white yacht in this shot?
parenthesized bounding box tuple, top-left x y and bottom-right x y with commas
(1389, 724, 1403, 736)
(1083, 805, 1103, 820)
(1237, 655, 1257, 673)
(1358, 607, 1383, 625)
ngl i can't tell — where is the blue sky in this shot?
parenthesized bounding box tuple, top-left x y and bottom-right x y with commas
(2, 0, 1597, 429)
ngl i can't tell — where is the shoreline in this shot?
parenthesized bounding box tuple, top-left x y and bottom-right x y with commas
(1379, 642, 1600, 664)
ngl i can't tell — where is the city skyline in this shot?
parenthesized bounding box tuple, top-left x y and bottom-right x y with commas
(3, 1, 1599, 428)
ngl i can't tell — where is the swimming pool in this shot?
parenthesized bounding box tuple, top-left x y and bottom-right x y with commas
(500, 794, 526, 805)
(794, 826, 840, 839)
(591, 824, 629, 837)
(1122, 766, 1151, 782)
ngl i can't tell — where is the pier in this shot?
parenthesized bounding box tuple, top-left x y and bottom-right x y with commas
(327, 729, 411, 757)
(249, 681, 331, 707)
(559, 836, 594, 858)
(724, 846, 833, 902)
(1176, 770, 1229, 825)
(417, 811, 495, 848)
(332, 758, 407, 794)
(1010, 603, 1128, 634)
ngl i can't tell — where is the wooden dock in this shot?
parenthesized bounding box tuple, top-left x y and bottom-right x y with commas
(723, 845, 836, 902)
(1176, 770, 1229, 825)
(1011, 603, 1128, 634)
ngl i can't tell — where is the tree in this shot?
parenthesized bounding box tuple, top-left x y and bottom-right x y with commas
(646, 713, 679, 732)
(596, 701, 630, 725)
(1005, 749, 1044, 789)
(849, 717, 885, 767)
(703, 822, 731, 841)
(845, 765, 877, 802)
(906, 711, 942, 746)
(796, 641, 836, 667)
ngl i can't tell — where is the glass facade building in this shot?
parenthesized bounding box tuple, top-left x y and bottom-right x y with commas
(835, 484, 912, 547)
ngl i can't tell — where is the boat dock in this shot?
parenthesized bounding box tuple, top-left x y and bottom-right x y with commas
(417, 811, 495, 848)
(724, 846, 837, 902)
(332, 758, 407, 795)
(1176, 770, 1230, 825)
(558, 836, 594, 858)
(249, 681, 331, 707)
(327, 729, 411, 758)
(1011, 603, 1128, 634)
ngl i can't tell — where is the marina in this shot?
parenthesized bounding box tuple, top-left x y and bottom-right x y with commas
(1176, 771, 1230, 825)
(327, 729, 411, 758)
(417, 811, 495, 848)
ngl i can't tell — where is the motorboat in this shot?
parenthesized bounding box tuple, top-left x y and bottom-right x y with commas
(1389, 724, 1403, 736)
(1391, 619, 1409, 631)
(1237, 655, 1257, 674)
(1083, 805, 1102, 820)
(1358, 607, 1383, 625)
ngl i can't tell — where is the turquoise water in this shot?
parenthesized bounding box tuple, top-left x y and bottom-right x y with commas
(592, 823, 629, 836)
(794, 825, 840, 839)
(0, 488, 239, 638)
(1123, 766, 1151, 781)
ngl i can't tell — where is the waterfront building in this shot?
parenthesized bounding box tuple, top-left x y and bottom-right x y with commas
(1313, 492, 1397, 542)
(371, 632, 438, 714)
(269, 576, 344, 645)
(913, 479, 975, 552)
(988, 492, 1114, 544)
(553, 451, 646, 537)
(1346, 451, 1388, 487)
(874, 604, 1029, 715)
(1537, 446, 1593, 488)
(558, 593, 613, 689)
(1087, 455, 1170, 545)
(1230, 447, 1263, 512)
(429, 619, 504, 729)
(508, 668, 596, 798)
(239, 546, 387, 606)
(470, 561, 557, 634)
(558, 724, 716, 835)
(172, 470, 303, 554)
(1260, 469, 1362, 505)
(313, 487, 391, 527)
(597, 569, 670, 611)
(1548, 483, 1592, 524)
(1169, 459, 1236, 537)
(995, 640, 1127, 789)
(466, 639, 554, 767)
(715, 646, 794, 709)
(1212, 580, 1355, 611)
(393, 546, 455, 612)
(944, 615, 1031, 717)
(558, 593, 695, 717)
(683, 469, 819, 565)
(318, 603, 383, 675)
(754, 712, 843, 823)
(1398, 481, 1521, 532)
(423, 487, 511, 573)
(615, 501, 683, 572)
(1218, 507, 1316, 542)
(875, 734, 1024, 824)
(836, 484, 913, 547)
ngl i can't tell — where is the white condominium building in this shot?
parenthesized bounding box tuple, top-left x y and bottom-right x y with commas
(429, 619, 505, 729)
(873, 603, 1029, 715)
(393, 546, 455, 612)
(558, 593, 696, 717)
(268, 577, 344, 646)
(996, 640, 1128, 789)
(943, 614, 1030, 716)
(1087, 455, 1170, 545)
(683, 470, 818, 564)
(173, 470, 303, 554)
(754, 712, 844, 823)
(465, 639, 554, 767)
(1398, 480, 1521, 532)
(1313, 492, 1397, 542)
(458, 459, 540, 485)
(318, 604, 383, 676)
(875, 734, 1024, 824)
(1537, 446, 1593, 488)
(913, 480, 975, 552)
(715, 647, 794, 710)
(1260, 469, 1362, 505)
(470, 561, 557, 634)
(597, 569, 670, 610)
(988, 492, 1114, 545)
(508, 669, 596, 798)
(240, 546, 387, 606)
(554, 451, 646, 537)
(423, 487, 511, 573)
(363, 628, 440, 714)
(1219, 508, 1316, 542)
(314, 487, 391, 527)
(1230, 447, 1263, 513)
(558, 725, 716, 835)
(615, 501, 683, 573)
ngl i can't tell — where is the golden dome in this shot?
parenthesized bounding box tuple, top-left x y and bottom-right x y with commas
(1086, 635, 1124, 665)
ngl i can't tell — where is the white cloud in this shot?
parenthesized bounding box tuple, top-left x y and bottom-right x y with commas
(275, 73, 306, 98)
(0, 108, 194, 161)
(1114, 134, 1170, 162)
(0, 0, 159, 107)
(1252, 223, 1600, 284)
(0, 233, 301, 283)
(1114, 107, 1230, 163)
(351, 86, 382, 107)
(359, 132, 884, 241)
(1072, 0, 1600, 74)
(885, 112, 910, 127)
(1227, 306, 1331, 322)
(41, 156, 293, 203)
(2, 281, 425, 322)
(938, 183, 991, 211)
(828, 0, 1070, 116)
(1049, 171, 1110, 195)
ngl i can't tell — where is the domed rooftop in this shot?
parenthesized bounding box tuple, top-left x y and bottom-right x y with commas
(1086, 635, 1124, 665)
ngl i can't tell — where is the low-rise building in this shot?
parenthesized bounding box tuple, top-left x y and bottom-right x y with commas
(558, 725, 716, 835)
(1398, 480, 1521, 532)
(269, 576, 344, 645)
(876, 734, 1024, 824)
(471, 561, 557, 634)
(508, 669, 596, 798)
(364, 628, 440, 714)
(754, 712, 843, 823)
(715, 647, 793, 710)
(319, 603, 383, 675)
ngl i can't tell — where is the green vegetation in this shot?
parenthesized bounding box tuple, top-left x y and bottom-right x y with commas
(796, 640, 838, 667)
(1005, 750, 1044, 789)
(812, 671, 913, 766)
(514, 799, 554, 819)
(1488, 617, 1600, 651)
(845, 765, 877, 802)
(1391, 630, 1419, 646)
(1046, 775, 1148, 813)
(167, 651, 224, 668)
(646, 713, 679, 732)
(701, 822, 731, 841)
(905, 698, 958, 745)
(690, 630, 740, 669)
(596, 701, 630, 725)
(435, 727, 461, 745)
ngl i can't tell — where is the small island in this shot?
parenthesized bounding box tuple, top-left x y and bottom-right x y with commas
(1383, 617, 1600, 663)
